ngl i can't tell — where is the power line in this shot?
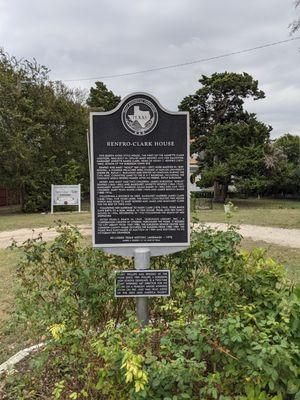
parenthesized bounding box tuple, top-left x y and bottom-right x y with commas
(61, 37, 300, 82)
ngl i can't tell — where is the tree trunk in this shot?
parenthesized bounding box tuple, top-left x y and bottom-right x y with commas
(220, 183, 228, 203)
(214, 182, 228, 203)
(213, 155, 224, 203)
(213, 181, 221, 202)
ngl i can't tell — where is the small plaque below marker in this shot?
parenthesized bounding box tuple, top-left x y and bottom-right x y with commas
(115, 270, 170, 297)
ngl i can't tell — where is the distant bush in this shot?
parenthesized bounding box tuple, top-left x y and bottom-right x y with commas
(2, 224, 299, 399)
(191, 190, 214, 198)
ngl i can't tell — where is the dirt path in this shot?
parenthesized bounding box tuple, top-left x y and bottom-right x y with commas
(0, 225, 92, 249)
(0, 223, 299, 249)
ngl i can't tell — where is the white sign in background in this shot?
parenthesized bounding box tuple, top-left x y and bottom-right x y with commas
(51, 184, 81, 213)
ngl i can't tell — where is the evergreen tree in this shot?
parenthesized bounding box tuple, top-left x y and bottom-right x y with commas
(86, 81, 120, 111)
(179, 72, 271, 202)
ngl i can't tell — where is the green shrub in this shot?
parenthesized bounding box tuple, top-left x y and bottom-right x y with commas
(1, 224, 299, 399)
(10, 222, 133, 333)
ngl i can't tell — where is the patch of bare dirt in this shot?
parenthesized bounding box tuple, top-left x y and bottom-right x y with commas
(0, 223, 300, 249)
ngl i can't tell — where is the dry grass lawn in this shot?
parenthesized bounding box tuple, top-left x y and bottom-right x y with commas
(193, 198, 300, 229)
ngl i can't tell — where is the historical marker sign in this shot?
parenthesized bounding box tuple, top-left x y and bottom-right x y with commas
(90, 93, 189, 254)
(51, 184, 81, 213)
(115, 270, 170, 297)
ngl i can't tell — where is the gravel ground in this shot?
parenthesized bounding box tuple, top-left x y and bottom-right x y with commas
(0, 223, 299, 249)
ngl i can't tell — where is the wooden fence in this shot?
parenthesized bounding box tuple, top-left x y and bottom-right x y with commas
(0, 188, 20, 206)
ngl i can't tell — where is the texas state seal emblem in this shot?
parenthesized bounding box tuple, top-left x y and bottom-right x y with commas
(121, 98, 158, 136)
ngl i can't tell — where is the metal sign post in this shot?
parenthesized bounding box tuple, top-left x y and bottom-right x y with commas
(78, 185, 81, 213)
(51, 184, 54, 214)
(134, 248, 150, 326)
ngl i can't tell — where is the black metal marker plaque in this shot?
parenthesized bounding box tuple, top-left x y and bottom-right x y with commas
(90, 92, 189, 248)
(115, 270, 170, 297)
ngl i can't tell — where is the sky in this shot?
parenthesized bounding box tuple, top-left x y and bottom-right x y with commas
(0, 0, 299, 138)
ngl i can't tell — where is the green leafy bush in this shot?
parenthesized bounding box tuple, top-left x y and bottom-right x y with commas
(10, 222, 133, 332)
(1, 224, 299, 399)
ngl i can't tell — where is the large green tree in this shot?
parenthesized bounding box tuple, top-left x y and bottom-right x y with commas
(0, 49, 88, 212)
(274, 133, 300, 165)
(270, 133, 300, 195)
(179, 72, 271, 202)
(86, 81, 120, 111)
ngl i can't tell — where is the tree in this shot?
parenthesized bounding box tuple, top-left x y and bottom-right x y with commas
(0, 49, 88, 212)
(179, 72, 269, 202)
(86, 81, 120, 111)
(271, 133, 300, 195)
(199, 119, 272, 199)
(274, 133, 300, 165)
(290, 0, 300, 33)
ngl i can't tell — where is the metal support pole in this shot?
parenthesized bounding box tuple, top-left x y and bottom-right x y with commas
(51, 184, 54, 214)
(78, 184, 81, 213)
(134, 248, 150, 327)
